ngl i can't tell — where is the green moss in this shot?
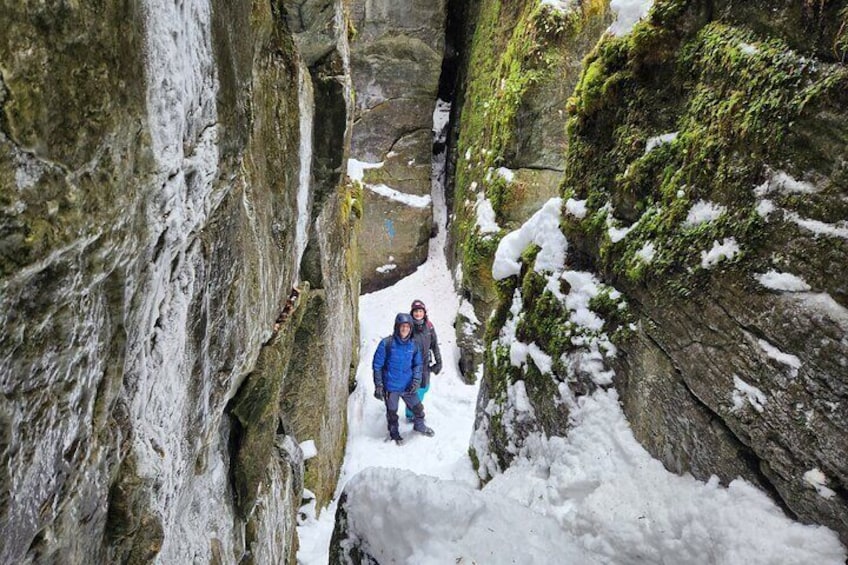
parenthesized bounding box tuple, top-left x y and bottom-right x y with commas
(467, 446, 480, 472)
(562, 16, 848, 291)
(836, 7, 848, 62)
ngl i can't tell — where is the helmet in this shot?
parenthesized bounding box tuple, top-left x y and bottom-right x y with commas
(410, 299, 427, 314)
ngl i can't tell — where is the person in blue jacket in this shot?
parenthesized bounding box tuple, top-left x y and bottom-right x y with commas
(372, 313, 435, 443)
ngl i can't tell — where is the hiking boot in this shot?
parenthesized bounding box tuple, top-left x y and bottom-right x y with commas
(413, 425, 435, 437)
(389, 432, 404, 445)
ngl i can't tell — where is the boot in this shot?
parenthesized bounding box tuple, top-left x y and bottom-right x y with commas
(411, 404, 434, 437)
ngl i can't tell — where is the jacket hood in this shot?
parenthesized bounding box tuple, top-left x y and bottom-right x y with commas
(394, 312, 414, 340)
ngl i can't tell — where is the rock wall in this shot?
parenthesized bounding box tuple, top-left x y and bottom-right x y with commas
(284, 0, 359, 514)
(0, 0, 357, 562)
(447, 0, 612, 383)
(349, 0, 446, 292)
(470, 0, 848, 545)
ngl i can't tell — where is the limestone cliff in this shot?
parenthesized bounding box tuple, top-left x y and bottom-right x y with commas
(468, 0, 848, 545)
(448, 0, 612, 382)
(349, 0, 446, 292)
(0, 0, 357, 562)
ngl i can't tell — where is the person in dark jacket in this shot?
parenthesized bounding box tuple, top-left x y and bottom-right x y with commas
(405, 299, 442, 421)
(372, 313, 435, 443)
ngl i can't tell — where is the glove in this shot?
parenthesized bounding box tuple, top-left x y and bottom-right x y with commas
(430, 362, 442, 375)
(374, 386, 385, 400)
(407, 379, 420, 394)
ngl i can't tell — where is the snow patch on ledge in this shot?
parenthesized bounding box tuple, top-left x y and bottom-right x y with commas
(700, 238, 740, 268)
(365, 184, 431, 209)
(684, 200, 726, 227)
(803, 468, 837, 499)
(754, 170, 820, 197)
(565, 198, 588, 219)
(732, 376, 766, 413)
(347, 158, 384, 182)
(493, 198, 565, 280)
(475, 193, 500, 235)
(609, 0, 654, 36)
(757, 339, 801, 377)
(645, 131, 678, 153)
(755, 270, 811, 292)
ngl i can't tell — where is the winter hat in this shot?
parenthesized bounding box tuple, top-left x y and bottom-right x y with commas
(410, 299, 427, 314)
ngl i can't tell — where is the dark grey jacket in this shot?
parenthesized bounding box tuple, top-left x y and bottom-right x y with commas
(411, 318, 441, 388)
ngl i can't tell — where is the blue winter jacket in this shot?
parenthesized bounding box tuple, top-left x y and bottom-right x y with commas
(372, 333, 423, 392)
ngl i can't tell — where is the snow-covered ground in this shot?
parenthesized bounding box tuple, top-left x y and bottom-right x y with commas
(296, 129, 483, 562)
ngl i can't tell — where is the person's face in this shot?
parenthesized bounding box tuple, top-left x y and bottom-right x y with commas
(412, 308, 425, 320)
(398, 322, 411, 338)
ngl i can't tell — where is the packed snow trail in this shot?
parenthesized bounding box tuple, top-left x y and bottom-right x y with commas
(296, 108, 481, 560)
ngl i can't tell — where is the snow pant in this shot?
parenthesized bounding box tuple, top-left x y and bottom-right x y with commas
(386, 391, 425, 438)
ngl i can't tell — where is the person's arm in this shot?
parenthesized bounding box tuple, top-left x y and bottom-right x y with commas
(372, 339, 386, 387)
(430, 327, 442, 374)
(412, 344, 423, 382)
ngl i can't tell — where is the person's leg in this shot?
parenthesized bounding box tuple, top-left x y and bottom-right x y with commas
(385, 392, 401, 439)
(403, 393, 434, 436)
(406, 372, 430, 419)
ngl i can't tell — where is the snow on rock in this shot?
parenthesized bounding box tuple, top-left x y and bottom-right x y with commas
(785, 211, 848, 240)
(340, 467, 603, 565)
(365, 183, 431, 208)
(492, 197, 566, 280)
(739, 42, 759, 55)
(732, 375, 767, 413)
(757, 338, 801, 378)
(756, 199, 776, 218)
(644, 131, 678, 153)
(300, 440, 317, 461)
(565, 197, 588, 219)
(475, 193, 500, 234)
(803, 468, 837, 500)
(347, 158, 384, 182)
(458, 297, 480, 325)
(700, 237, 740, 268)
(635, 241, 656, 263)
(684, 200, 727, 227)
(607, 223, 633, 243)
(608, 0, 654, 36)
(755, 269, 811, 292)
(496, 167, 515, 182)
(375, 263, 397, 274)
(432, 98, 451, 144)
(348, 158, 431, 208)
(754, 170, 820, 196)
(561, 270, 608, 332)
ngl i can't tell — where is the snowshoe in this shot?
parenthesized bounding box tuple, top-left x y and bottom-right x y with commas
(388, 434, 404, 445)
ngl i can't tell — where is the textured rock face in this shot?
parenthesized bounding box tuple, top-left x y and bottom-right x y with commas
(448, 0, 612, 386)
(349, 0, 445, 292)
(471, 0, 848, 545)
(0, 0, 357, 562)
(285, 0, 358, 514)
